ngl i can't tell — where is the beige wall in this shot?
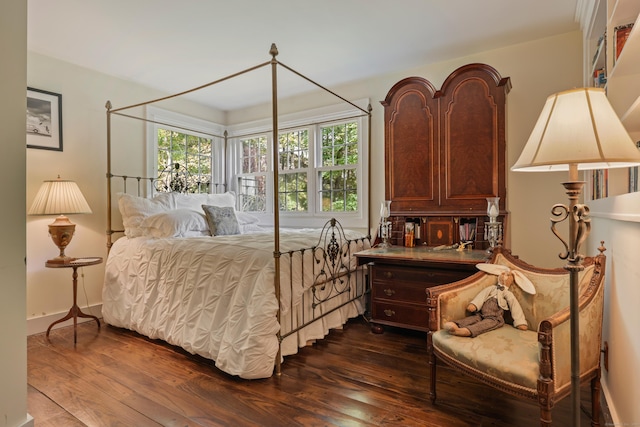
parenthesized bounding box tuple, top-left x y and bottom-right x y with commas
(1, 1, 31, 426)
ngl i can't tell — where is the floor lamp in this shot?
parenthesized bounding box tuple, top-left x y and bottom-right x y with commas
(511, 87, 640, 427)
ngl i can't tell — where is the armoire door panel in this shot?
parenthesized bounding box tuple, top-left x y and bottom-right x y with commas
(441, 77, 500, 209)
(389, 92, 436, 202)
(382, 77, 439, 212)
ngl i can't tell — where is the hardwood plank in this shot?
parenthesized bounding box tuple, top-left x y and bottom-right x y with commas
(27, 385, 85, 427)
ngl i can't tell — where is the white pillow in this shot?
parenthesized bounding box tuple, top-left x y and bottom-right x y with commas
(118, 192, 173, 238)
(236, 211, 260, 225)
(171, 192, 236, 211)
(140, 209, 209, 238)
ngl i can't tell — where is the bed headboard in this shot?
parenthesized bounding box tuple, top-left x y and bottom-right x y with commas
(106, 162, 227, 248)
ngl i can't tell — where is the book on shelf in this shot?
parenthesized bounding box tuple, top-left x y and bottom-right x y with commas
(592, 169, 609, 200)
(614, 23, 634, 63)
(458, 218, 476, 242)
(629, 167, 639, 193)
(593, 68, 606, 88)
(592, 32, 606, 68)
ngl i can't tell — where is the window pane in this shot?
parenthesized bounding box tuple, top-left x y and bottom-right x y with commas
(317, 121, 359, 212)
(241, 136, 268, 174)
(158, 129, 170, 150)
(278, 172, 307, 212)
(318, 167, 358, 212)
(321, 122, 358, 167)
(345, 190, 358, 212)
(279, 130, 308, 171)
(238, 175, 267, 212)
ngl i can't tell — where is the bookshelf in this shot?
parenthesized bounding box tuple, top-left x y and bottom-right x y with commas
(582, 0, 640, 222)
(583, 0, 640, 202)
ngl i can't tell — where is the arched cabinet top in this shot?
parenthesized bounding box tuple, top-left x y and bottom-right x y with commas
(440, 63, 512, 95)
(381, 76, 438, 107)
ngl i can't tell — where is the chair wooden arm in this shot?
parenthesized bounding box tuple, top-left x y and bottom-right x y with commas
(538, 251, 606, 397)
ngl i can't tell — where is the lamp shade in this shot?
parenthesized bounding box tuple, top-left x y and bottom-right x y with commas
(28, 177, 92, 215)
(512, 87, 640, 172)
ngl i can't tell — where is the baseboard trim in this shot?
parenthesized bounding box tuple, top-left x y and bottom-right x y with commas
(19, 414, 34, 427)
(601, 377, 620, 426)
(27, 304, 103, 336)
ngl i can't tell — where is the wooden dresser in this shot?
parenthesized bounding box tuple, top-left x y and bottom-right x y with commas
(355, 247, 489, 332)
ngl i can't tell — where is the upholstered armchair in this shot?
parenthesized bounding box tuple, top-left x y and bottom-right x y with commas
(426, 246, 606, 427)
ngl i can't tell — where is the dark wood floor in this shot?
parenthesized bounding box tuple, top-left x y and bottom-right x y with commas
(28, 317, 607, 427)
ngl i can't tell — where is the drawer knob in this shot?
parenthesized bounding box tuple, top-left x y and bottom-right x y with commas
(384, 271, 393, 279)
(384, 309, 395, 317)
(383, 288, 395, 297)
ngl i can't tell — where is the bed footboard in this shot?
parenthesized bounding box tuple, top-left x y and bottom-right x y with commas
(275, 218, 371, 374)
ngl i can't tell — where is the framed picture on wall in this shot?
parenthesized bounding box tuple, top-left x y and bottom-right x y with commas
(26, 87, 63, 151)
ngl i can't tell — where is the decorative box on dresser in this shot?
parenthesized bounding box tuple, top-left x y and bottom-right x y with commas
(361, 63, 510, 333)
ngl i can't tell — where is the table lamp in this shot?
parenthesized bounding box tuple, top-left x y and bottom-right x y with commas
(28, 176, 92, 264)
(511, 87, 640, 426)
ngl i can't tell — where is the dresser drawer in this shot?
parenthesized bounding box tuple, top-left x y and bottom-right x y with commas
(371, 301, 429, 331)
(372, 280, 427, 304)
(372, 264, 471, 288)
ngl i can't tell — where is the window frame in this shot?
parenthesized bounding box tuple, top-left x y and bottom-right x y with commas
(227, 99, 369, 229)
(146, 106, 226, 194)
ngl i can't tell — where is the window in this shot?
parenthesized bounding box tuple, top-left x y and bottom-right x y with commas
(148, 102, 369, 228)
(156, 129, 213, 193)
(279, 129, 309, 212)
(147, 107, 225, 195)
(237, 136, 268, 212)
(319, 122, 358, 212)
(230, 100, 369, 228)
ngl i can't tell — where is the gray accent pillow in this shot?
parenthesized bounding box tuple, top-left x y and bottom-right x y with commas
(202, 205, 240, 236)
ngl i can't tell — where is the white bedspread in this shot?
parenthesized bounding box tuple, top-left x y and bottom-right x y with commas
(102, 228, 368, 379)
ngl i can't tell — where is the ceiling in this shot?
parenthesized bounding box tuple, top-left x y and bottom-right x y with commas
(27, 0, 580, 111)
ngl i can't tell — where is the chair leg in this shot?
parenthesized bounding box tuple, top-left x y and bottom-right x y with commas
(429, 351, 437, 403)
(427, 333, 437, 403)
(538, 406, 552, 427)
(537, 380, 553, 427)
(591, 374, 601, 427)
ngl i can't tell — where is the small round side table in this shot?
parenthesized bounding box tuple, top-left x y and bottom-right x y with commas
(45, 257, 103, 344)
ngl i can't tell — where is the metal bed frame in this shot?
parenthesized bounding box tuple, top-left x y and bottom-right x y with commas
(104, 44, 372, 375)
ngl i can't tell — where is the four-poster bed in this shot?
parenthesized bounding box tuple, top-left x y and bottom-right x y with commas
(102, 44, 372, 379)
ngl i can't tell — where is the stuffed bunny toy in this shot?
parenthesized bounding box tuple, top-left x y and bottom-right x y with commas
(443, 264, 535, 337)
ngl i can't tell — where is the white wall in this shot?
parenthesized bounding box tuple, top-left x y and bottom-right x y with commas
(0, 1, 32, 426)
(588, 195, 640, 424)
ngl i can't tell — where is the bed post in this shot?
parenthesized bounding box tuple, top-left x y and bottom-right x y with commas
(106, 100, 114, 252)
(367, 103, 372, 236)
(270, 43, 283, 376)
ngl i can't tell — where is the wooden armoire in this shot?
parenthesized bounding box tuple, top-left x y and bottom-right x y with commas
(381, 63, 511, 249)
